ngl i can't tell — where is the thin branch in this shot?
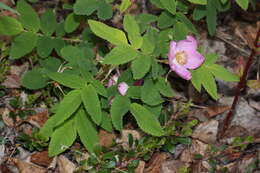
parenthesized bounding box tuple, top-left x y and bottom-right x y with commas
(219, 27, 260, 138)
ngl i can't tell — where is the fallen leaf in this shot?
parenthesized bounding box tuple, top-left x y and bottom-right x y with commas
(26, 109, 49, 128)
(1, 63, 29, 89)
(31, 151, 53, 167)
(135, 160, 145, 173)
(2, 74, 21, 88)
(0, 145, 5, 164)
(10, 158, 47, 173)
(144, 153, 169, 173)
(192, 120, 219, 144)
(234, 56, 246, 77)
(57, 155, 76, 173)
(0, 164, 14, 173)
(203, 105, 230, 118)
(160, 160, 187, 173)
(247, 80, 260, 89)
(180, 140, 208, 164)
(99, 129, 116, 147)
(117, 130, 141, 150)
(1, 108, 14, 127)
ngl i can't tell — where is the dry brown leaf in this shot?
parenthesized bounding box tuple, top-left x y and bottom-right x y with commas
(1, 108, 14, 127)
(2, 74, 21, 89)
(235, 23, 259, 49)
(57, 155, 76, 173)
(99, 129, 116, 147)
(203, 105, 230, 118)
(0, 164, 14, 173)
(235, 56, 247, 77)
(118, 130, 141, 149)
(135, 160, 145, 173)
(247, 80, 260, 89)
(31, 151, 53, 168)
(160, 160, 187, 173)
(26, 109, 49, 128)
(10, 158, 47, 173)
(144, 153, 169, 173)
(192, 120, 219, 144)
(180, 140, 208, 164)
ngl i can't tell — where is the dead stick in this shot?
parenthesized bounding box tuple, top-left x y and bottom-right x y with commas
(220, 27, 260, 138)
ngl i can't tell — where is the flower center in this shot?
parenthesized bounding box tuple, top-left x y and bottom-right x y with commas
(175, 51, 187, 65)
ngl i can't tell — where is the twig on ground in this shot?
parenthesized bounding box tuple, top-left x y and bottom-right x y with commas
(215, 30, 251, 57)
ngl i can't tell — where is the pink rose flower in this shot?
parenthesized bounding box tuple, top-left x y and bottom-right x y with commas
(118, 82, 129, 96)
(168, 35, 205, 80)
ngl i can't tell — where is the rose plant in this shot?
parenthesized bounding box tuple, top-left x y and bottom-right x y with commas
(0, 0, 248, 158)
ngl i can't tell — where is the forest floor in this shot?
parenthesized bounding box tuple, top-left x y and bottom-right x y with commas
(1, 0, 260, 173)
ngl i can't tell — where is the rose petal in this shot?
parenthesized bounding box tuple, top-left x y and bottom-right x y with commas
(168, 41, 177, 63)
(172, 64, 192, 80)
(184, 50, 205, 69)
(176, 35, 197, 53)
(118, 82, 129, 96)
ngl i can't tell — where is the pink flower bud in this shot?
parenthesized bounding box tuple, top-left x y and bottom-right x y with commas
(118, 82, 129, 96)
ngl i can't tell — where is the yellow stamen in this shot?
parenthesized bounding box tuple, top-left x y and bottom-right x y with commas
(175, 51, 187, 65)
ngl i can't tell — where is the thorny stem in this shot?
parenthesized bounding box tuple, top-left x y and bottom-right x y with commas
(219, 27, 260, 138)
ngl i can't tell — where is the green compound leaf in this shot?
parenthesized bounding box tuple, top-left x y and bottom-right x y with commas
(192, 66, 218, 99)
(40, 57, 62, 72)
(102, 45, 139, 65)
(111, 95, 131, 131)
(45, 71, 86, 89)
(187, 0, 207, 5)
(201, 67, 218, 99)
(101, 111, 113, 132)
(141, 79, 164, 106)
(173, 21, 188, 41)
(60, 45, 84, 64)
(39, 116, 56, 138)
(119, 0, 131, 13)
(191, 68, 203, 92)
(96, 0, 113, 20)
(193, 5, 206, 21)
(73, 0, 112, 20)
(75, 108, 99, 153)
(160, 0, 176, 15)
(207, 64, 240, 82)
(123, 15, 143, 49)
(40, 9, 56, 36)
(48, 118, 77, 157)
(206, 0, 217, 36)
(37, 36, 55, 58)
(141, 29, 156, 55)
(131, 54, 151, 79)
(73, 0, 97, 15)
(90, 79, 108, 97)
(157, 12, 175, 29)
(176, 12, 198, 34)
(81, 84, 102, 125)
(88, 20, 128, 46)
(17, 0, 40, 32)
(21, 68, 48, 90)
(130, 103, 164, 136)
(0, 16, 23, 36)
(64, 13, 81, 33)
(236, 0, 249, 10)
(155, 77, 174, 97)
(10, 32, 38, 59)
(52, 90, 82, 127)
